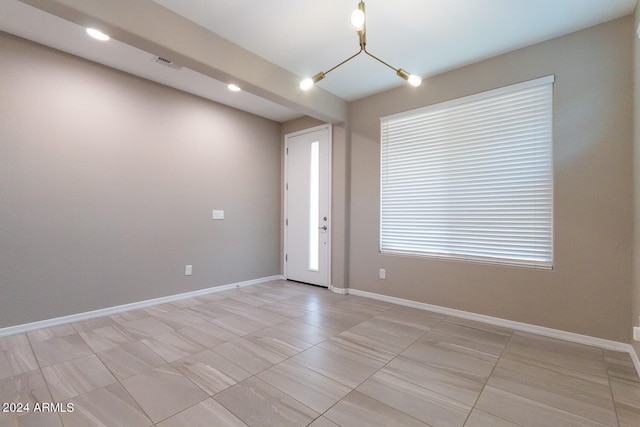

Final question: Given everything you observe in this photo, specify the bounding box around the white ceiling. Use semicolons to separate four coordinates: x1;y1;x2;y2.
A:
154;0;637;101
1;0;637;122
0;0;302;122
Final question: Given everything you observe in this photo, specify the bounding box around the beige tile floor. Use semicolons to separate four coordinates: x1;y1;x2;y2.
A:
1;279;639;426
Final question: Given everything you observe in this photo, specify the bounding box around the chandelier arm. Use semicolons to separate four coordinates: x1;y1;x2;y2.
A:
363;47;399;73
302;0;420;89
322;47;364;76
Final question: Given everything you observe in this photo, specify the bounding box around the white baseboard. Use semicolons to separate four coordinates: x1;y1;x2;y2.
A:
631;347;640;377
348;288;640;378
330;286;349;295
3;277;637;378
0;275;284;338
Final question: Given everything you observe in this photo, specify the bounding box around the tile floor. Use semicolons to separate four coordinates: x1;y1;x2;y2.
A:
1;280;639;426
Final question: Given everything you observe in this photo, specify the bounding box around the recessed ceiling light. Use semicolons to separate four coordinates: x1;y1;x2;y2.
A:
227;84;241;92
86;28;110;41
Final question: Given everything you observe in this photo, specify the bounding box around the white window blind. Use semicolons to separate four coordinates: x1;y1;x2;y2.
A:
380;76;554;269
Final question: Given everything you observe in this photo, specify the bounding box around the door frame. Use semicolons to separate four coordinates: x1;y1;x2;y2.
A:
283;124;332;288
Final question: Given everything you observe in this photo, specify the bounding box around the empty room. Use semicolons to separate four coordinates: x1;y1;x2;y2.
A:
1;0;640;426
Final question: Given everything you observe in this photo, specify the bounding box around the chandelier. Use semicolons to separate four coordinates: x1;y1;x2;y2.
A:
300;0;422;91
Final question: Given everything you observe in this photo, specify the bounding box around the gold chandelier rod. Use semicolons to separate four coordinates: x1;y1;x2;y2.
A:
300;1;421;91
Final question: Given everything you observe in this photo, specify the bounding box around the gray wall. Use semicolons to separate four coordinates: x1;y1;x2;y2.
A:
347;16;634;342
0;32;281;328
2;13;636;347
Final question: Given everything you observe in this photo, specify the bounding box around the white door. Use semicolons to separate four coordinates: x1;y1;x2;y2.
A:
285;125;331;287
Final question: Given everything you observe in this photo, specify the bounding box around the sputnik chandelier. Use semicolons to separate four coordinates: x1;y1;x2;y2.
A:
300;0;422;91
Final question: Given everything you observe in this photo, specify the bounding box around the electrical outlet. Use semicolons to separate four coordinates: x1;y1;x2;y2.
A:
185;265;192;276
379;269;386;279
634;327;640;342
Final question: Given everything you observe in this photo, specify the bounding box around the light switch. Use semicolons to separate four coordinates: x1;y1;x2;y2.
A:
212;210;224;220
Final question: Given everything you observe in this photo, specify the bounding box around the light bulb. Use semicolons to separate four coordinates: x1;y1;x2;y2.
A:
351;9;365;31
300;72;326;91
408;74;422;87
300;78;314;91
397;69;421;87
227;84;241;92
86;28;110;41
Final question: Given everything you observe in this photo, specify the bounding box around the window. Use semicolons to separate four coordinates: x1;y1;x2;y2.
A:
308;140;320;271
380;76;554;269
